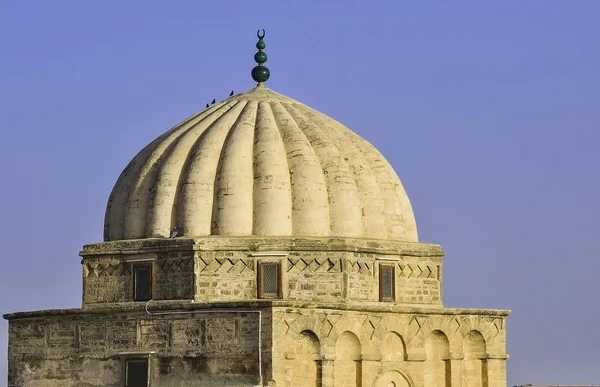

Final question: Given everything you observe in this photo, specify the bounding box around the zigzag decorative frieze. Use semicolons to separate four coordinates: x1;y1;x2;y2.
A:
120;264;131;276
398;263;438;279
451;317;461;334
158;258;193;274
348;261;373;275
481;316;503;339
287;258;342;273
408;315;428;336
364;317;381;340
197;257;254;274
85;262;123;277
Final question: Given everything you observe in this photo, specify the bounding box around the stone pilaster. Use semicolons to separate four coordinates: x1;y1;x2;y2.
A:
320;358;335;387
361;353;381;387
484;355;508;387
446;352;464;387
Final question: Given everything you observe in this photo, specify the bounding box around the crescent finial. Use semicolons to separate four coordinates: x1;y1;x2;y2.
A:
252;29;270;85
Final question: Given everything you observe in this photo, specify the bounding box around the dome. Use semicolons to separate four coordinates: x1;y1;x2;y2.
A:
104;86;418;242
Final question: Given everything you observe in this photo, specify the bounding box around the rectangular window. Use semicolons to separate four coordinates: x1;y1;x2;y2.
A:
133;263;152;301
257;261;282;299
125;358;148;387
379;264;395;302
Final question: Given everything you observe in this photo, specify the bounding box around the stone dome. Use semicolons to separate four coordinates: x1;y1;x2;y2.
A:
104;86;418;242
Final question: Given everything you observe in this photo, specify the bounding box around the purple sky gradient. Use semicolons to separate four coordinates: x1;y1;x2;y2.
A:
1;1;599;385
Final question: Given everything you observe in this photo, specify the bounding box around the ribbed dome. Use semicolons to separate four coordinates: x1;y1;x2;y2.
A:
104;87;418;242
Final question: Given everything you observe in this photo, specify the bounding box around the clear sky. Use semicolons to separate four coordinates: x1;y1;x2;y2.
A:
1;1;599;385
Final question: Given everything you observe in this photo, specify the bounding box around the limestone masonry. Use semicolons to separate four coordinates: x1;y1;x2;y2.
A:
4;84;509;386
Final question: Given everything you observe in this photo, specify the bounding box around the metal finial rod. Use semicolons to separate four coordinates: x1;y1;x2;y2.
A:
251;29;270;85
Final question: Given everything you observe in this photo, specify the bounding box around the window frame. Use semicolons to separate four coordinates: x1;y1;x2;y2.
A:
124;357;149;387
257;261;282;299
133;263;153;302
379;263;396;302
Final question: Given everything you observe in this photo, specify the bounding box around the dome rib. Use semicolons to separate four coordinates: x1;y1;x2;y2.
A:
336;122;418;241
271;101;330;236
124;125;191;239
252;101;293;236
282;103;363;238
104;109;212;241
122;102;238;239
145;104;237;238
301;107;390;239
211;101;256;235
177;101;249;237
104;87;418;242
122;120;197;239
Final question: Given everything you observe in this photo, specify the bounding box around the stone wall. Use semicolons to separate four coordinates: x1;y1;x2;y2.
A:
83;250;195;304
6;301;508;387
80;237;444;307
270;306;509;387
83;255;131;303
395;257;442;305
7;308;264;387
195;251;256;300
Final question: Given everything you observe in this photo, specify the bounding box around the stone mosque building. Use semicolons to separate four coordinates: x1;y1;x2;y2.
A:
4;31;510;387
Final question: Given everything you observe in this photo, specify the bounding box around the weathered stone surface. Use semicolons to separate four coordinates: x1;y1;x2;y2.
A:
79;237;445;307
6;307;263;387
270;306;509;387
4;84;510;386
5;302;507;387
103;87;418;243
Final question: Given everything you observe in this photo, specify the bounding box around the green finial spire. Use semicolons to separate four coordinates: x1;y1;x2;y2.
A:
252;29;270;85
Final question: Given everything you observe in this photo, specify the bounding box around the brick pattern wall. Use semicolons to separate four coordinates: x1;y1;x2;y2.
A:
83;251;196;305
155;251;194;300
8;311;262;387
396;257;442;304
347;253;376;300
195;251;256;300
83;256;131;303
82;250;443;306
287;252;343;301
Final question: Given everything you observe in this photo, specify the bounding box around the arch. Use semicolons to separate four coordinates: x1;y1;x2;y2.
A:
381;331;406;362
334;331;362;387
288;315;323;339
336;331;362;360
425;330;450;359
455;315;503;351
297;330;321;358
424;330;450;387
288;330;321;387
373;368;414;387
462;330;487;387
328;316;365;343
464;330;486;358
